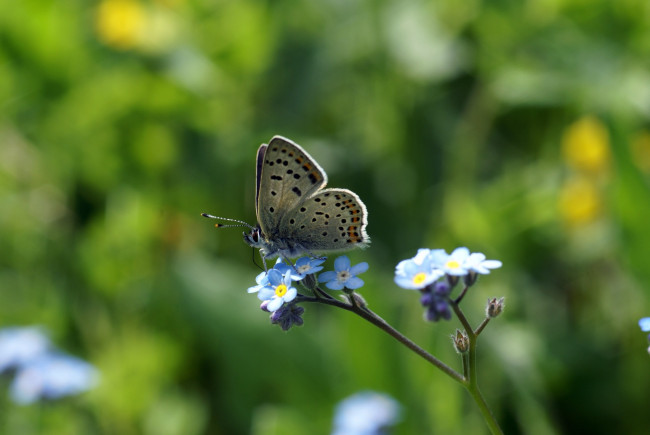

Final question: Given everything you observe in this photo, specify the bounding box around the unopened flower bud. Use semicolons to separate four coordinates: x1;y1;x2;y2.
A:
452;329;469;353
463;271;478;287
486;297;505;318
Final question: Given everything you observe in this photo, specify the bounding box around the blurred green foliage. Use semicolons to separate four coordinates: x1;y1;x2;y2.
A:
1;0;650;434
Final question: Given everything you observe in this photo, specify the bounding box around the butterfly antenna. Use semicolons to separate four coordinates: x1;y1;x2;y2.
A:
201;213;255;230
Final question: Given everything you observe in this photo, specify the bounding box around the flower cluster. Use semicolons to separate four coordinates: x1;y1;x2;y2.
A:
0;326;99;405
248;256;368;330
395;247;502;322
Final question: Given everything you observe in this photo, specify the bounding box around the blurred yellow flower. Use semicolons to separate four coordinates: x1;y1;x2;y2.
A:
95;0;146;50
558;176;601;227
561;116;611;175
630;131;650;175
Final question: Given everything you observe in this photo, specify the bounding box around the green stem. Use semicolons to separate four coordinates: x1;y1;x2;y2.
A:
296;294;464;383
451;301;503;435
296;290;503;434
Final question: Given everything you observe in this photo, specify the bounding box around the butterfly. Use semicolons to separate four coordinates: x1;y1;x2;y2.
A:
203;136;370;267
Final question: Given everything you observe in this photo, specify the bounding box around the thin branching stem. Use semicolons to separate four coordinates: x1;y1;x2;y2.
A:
295;293;464;383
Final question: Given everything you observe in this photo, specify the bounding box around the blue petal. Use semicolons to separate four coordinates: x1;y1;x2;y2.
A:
319;271;337;283
258;287;275;301
394;275;418;289
310;258;326;267
334;256;351;272
325;281;345;291
267;298;284;312
350;262;369;275
295;257;310;267
639;317;650;332
284;287;297;303
345;277;365;289
267;269;283;286
482;260;502;269
450;247;470;262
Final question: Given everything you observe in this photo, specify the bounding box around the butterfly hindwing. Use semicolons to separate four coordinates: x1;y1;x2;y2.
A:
276;188;369;252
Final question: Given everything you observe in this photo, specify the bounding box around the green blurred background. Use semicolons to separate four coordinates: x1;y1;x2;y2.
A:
2;0;650;434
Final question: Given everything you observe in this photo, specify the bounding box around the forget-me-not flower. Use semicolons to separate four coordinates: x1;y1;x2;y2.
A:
429;247;472;276
10;353;99;405
319;256;368;291
332;391;401;435
394;252;445;290
257;269;298;312
292;257;326;280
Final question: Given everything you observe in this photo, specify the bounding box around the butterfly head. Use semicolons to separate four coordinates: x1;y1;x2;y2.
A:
243;225;264;249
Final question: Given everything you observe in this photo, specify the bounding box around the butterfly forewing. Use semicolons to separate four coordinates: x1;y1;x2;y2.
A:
256;136;328;236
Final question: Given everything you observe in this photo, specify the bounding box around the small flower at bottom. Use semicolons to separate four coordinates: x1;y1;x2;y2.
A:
319;256;368;291
257;269;297;312
270;304;305;331
10;353;99;405
332;391;401;435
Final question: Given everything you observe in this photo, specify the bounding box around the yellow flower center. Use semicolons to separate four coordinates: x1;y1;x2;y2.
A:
412;272;427;285
446;260;460;270
275;284;287;298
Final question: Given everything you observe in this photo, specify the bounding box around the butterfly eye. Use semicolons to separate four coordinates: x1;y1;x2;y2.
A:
250;228;261;243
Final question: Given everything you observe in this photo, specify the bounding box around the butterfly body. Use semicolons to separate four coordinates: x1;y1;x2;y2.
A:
244;136;369;262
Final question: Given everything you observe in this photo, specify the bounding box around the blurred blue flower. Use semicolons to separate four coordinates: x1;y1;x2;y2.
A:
332;391;401;435
394;251;444;290
258;269;298;312
10;353;99;405
0;326;51;374
293;257;326;279
319;256;368;291
639;317;650;332
271;304;305;331
429;247;471;276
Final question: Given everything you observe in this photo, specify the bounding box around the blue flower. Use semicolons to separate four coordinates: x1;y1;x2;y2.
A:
332;391;401;435
464;252;503;274
292;257;325;279
319;256;369;291
257;269;298;312
429;247;472;276
10;353;99;405
639;317;650;332
270;305;305;331
0;327;51;374
394;250;445;290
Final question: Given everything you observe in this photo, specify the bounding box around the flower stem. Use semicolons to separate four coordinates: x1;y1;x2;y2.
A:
296;293;464;383
450;301;503;435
